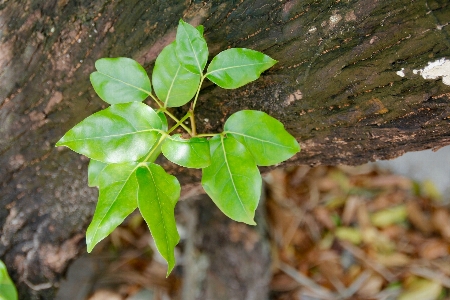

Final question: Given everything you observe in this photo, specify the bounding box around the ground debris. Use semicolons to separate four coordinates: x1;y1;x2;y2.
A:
266;165;450;300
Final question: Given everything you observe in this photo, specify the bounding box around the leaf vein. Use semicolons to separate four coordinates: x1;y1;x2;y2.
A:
221;138;252;220
226;131;295;149
165;65;181;106
97;71;151;95
206;62;270;76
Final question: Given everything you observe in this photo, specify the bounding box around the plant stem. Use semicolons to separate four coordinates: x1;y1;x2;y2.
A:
195;133;220;138
147;93;164;108
189;108;196;136
143;134;168;162
168;112;191;134
160;108;192;135
191;75;205;112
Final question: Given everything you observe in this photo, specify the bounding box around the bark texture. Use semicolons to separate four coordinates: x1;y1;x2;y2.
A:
0;0;449;298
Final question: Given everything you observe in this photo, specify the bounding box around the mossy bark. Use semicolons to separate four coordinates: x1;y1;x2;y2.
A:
0;0;449;298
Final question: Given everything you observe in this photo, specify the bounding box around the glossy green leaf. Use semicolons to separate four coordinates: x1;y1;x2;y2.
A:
152;42;201;107
161;134;211;168
137;133;164;163
202;136;261;225
157;111;168;131
90;57;151;104
224;110;300;166
196;25;204;35
176;20;208;75
208;135;222;154
56;102;163;163
136;163;180;276
206;48;277;89
86;162;139;252
0;260;18;300
88;159;108;187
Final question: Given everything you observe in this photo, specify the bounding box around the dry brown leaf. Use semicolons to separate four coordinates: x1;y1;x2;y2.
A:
376;252;411;267
406;201;433;235
313;207;335;230
270;272;299;292
357;273;384;298
356;201;372;230
432;209;450;241
341;196;360;226
419;239;449;260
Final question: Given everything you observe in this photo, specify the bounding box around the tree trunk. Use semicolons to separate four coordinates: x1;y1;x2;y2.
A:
1;0;449;298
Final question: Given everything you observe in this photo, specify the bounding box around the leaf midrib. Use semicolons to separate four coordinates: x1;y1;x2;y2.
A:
221;137;252;220
206;62;271;76
90;165;138;247
181;24;202;74
164;65;181;106
144;164;171;261
97;71;151;95
225;131;296;149
62;129;161;142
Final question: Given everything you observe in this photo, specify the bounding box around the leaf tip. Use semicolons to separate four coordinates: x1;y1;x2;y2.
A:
55;139;64;147
166;264;175;278
246;219;257;226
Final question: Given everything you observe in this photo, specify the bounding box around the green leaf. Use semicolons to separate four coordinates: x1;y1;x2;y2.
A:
90;57;151;104
161;134;211;168
56;102;163;163
196;25;204;35
152;42;201;107
224;110;300;166
208;135;222;154
0;260;18;300
206;48;277;89
176;20;208;75
157;111;168;131
86;162;139;252
136;163;180;276
88;159;108;187
202;136;261;225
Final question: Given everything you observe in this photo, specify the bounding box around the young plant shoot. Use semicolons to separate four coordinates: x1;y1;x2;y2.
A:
0;260;18;300
56;20;300;276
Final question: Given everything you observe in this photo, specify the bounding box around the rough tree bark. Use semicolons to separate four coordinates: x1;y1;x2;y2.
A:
1;0;449;298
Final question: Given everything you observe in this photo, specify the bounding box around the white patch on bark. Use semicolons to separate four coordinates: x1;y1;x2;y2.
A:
413;58;450;86
396;68;405;77
285;90;303;106
329;13;342;28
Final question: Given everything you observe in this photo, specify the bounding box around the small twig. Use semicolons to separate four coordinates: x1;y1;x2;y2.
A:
341;270;372;298
374;286;402;300
24;279;53;291
328;276;347;298
410;265;450;288
278;262;335;299
339;241;396;282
